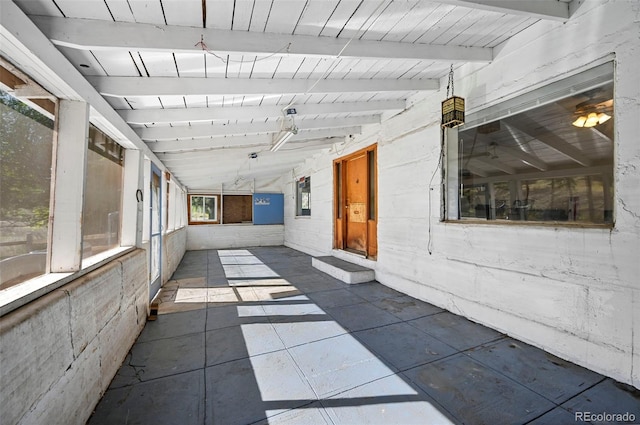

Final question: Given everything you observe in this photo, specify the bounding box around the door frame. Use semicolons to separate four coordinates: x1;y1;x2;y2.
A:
149;163;162;301
333;144;377;258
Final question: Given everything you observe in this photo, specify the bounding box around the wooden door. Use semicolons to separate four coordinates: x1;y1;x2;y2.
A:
334;145;377;258
345;152;368;253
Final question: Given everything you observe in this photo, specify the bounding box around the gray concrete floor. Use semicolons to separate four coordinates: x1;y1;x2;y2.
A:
88;246;640;425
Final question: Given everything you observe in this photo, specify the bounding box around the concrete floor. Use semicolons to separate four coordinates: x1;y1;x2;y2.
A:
88;247;640;425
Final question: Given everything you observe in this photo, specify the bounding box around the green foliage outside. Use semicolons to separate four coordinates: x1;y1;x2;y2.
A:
0;90;54;228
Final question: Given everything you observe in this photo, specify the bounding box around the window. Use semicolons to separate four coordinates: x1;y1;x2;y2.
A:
0;88;55;288
188;194;219;224
449;62;614;225
296;176;311;216
222;195;253;224
82;125;124;258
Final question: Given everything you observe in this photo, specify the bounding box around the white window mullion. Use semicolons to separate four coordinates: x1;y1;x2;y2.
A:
48;100;89;273
121;149;143;247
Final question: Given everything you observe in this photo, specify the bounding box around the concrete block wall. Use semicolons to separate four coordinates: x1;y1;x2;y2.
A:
0;249;148;425
186;224;284;250
283;0;640;389
163;227;187;283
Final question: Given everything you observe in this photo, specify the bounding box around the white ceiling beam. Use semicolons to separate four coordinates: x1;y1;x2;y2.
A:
32;16;493;62
149;127;362;152
157;137;345;161
87;76;438;98
465;164;489;178
435;0;571;21
119;100;405;124
138;117;376;141
504;118;592;167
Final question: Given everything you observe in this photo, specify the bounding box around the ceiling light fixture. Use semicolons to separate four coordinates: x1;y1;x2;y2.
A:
270;127;297;152
572;112;611;128
572;98;613;128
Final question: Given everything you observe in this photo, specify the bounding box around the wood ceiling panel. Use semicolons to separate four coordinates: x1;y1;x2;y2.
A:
90;51;139;76
415;6;472;45
54;0;113;19
380;2;439;42
264;0;307;35
483;17;537;47
184;95;208;108
158;95;187;109
338;0;395;40
204;53;228;78
293;0;340;36
174;53;207;78
431;9;494;45
103;0;136;22
231;0;255;31
399;3;452;43
248;56;283;79
359;0;417;41
247;0;273;32
163;0;203;27
138;52;179;77
318;0;364;38
127;0;166;24
272;56;307;79
105;96;134;110
206;0;234;30
126;97;164;110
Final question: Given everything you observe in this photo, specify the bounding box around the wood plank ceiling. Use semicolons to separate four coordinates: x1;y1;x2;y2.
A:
13;0;575;190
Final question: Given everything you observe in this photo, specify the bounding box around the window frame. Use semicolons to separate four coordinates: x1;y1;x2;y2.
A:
296;176;311;217
187;194;220;224
444;61;615;228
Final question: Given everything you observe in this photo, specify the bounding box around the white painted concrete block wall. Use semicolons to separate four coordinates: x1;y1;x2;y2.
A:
283;0;640;388
187;224;284;250
0;228;188;425
164;227;187;282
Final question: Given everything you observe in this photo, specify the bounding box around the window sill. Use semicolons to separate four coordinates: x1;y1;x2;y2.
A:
1;246;134;317
295;216;312;219
444;219;614;229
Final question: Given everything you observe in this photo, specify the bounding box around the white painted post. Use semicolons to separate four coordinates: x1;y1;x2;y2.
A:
142;157;151;242
121;149;143;247
48;100;89;273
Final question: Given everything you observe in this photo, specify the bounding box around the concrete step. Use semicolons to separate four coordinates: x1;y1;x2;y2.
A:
312;256;375;284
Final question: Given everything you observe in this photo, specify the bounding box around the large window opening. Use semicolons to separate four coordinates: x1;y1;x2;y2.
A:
0;87;55;288
451;62;614;225
82;125;124;258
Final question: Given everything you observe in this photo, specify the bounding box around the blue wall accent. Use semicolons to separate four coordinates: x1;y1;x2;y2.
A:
253;193;284;225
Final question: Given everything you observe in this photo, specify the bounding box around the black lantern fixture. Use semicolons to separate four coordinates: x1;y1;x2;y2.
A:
441;65;465;128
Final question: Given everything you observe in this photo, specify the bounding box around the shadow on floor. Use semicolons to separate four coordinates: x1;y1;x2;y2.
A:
88;246;640;425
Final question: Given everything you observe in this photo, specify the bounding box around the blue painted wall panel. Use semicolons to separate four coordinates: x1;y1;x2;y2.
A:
253;193;284;225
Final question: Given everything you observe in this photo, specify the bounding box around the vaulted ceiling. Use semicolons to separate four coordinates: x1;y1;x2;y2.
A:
12;0;576;190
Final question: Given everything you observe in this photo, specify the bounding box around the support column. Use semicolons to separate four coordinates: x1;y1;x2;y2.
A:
121;149;144;247
48;100;89;272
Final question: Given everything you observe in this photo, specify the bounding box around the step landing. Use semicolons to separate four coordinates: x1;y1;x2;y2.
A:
312;256;375;284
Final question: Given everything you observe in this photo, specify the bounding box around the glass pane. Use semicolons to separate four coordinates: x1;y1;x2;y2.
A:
0;90;54;289
151;172;161;233
205;196;216;220
458;78;614;224
82;127;123;258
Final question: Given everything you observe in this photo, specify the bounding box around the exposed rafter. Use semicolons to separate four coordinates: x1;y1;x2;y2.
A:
32;16;493;63
435;0;572;21
504;117;592;167
119;100;405;125
87;76;438;98
149;127;361;152
138;116;376;141
492;145;548;171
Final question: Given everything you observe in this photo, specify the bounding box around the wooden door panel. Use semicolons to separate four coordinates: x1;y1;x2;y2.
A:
345;153;368;253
